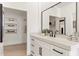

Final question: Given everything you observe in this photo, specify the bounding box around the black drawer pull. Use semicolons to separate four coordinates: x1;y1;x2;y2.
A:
52;49;63;54
30;54;33;56
31;44;34;47
31;51;35;54
31;39;35;41
39;47;42;56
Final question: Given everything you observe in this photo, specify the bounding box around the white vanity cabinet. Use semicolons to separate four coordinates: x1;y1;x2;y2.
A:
31;38;40;56
30;35;70;56
31;36;52;56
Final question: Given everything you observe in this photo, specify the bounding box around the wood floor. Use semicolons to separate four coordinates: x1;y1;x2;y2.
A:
4;43;27;56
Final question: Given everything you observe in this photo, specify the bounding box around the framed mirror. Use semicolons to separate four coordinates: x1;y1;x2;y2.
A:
41;2;77;36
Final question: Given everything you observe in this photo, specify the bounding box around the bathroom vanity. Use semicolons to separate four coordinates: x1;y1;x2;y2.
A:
30;33;79;56
30;2;79;56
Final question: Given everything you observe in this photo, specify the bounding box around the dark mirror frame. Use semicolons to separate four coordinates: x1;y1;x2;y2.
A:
41;2;77;35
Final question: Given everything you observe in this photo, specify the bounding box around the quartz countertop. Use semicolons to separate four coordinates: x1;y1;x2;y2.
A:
31;33;79;51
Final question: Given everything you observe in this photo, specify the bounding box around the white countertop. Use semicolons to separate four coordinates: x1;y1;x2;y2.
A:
31;33;79;51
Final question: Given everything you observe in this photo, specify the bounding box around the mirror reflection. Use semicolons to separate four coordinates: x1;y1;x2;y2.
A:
42;2;76;36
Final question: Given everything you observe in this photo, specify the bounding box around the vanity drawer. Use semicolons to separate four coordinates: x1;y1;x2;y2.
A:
36;39;69;56
31;38;36;46
38;39;51;49
31;37;38;44
31;45;39;56
50;45;69;56
31;39;35;44
31;43;35;51
31;38;35;41
31;39;40;56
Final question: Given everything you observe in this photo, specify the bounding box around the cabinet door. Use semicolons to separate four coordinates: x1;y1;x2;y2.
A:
38;40;55;56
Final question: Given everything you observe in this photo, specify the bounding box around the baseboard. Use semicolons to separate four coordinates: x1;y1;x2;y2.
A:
3;41;26;46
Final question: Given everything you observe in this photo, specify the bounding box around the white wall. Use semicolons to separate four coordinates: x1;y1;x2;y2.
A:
39;2;58;11
3;8;26;46
25;2;41;55
2;2;27;11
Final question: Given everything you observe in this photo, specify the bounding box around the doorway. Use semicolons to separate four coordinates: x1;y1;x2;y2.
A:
3;7;27;56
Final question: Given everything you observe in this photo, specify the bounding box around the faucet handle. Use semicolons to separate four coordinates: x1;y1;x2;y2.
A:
49;31;53;37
